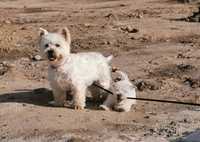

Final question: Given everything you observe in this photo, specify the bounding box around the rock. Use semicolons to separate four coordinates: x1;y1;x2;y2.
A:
177;53;191;59
121;26;139;33
4;20;11;24
22;103;27;107
33;55;42;61
134;79;161;91
176;130;200;142
119;4;126;7
177;64;195;72
105;13;113;18
183;77;200;88
184;6;200;22
1;136;6;139
0;62;10;76
194;95;200;104
83;23;91;27
20;26;27;30
20;57;30;62
177;0;200;3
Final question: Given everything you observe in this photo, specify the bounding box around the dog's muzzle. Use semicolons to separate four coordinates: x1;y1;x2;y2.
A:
47;50;57;61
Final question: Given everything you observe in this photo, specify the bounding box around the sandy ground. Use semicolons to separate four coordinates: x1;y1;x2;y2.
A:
1;0;200;141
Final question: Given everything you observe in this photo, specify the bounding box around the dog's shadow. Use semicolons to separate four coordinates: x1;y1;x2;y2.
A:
0;88;103;109
0;88;53;106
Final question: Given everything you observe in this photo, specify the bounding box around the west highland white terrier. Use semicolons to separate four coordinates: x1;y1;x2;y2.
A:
100;70;137;112
38;27;113;110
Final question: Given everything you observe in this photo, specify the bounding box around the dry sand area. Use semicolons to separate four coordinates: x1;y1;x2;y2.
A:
1;0;200;141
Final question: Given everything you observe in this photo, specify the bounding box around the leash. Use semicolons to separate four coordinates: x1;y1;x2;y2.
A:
93;83;200;107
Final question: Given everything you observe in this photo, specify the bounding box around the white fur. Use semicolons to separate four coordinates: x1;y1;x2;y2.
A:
39;27;112;109
100;70;137;112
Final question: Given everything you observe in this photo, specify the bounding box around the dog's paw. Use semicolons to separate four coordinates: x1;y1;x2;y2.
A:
48;101;64;107
99;105;111;111
74;105;84;110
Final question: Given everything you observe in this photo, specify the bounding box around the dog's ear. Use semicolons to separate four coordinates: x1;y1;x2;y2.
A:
39;28;48;37
58;27;71;45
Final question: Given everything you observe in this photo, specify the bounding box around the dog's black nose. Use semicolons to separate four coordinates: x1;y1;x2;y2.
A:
47;50;56;61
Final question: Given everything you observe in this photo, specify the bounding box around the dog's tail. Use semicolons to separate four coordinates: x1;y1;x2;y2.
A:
106;55;113;63
116;71;129;81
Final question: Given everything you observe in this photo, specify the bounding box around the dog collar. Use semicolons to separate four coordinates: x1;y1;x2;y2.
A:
49;57;69;70
50;65;57;70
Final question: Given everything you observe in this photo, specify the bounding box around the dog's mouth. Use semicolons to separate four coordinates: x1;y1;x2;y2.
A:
48;57;56;61
47;50;57;61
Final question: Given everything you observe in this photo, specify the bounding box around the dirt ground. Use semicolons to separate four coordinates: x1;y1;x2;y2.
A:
1;0;200;141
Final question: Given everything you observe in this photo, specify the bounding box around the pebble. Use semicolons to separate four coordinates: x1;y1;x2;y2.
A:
83;23;91;27
4;20;11;24
22;103;27;107
33;55;42;61
121;26;139;33
20;26;27;30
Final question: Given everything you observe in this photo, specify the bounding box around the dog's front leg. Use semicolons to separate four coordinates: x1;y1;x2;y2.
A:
49;88;66;107
73;86;86;110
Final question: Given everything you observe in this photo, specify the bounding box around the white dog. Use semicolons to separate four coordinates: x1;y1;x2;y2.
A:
100;70;137;112
38;27;113;110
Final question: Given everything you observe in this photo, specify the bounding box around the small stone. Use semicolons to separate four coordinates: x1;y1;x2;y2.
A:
1;136;6;139
105;13;113;18
22;103;27;107
20;26;27;30
84;23;91;27
33;55;42;61
183;118;188;123
195;95;200;103
136;14;143;19
177;53;184;58
148;112;157;115
130;37;135;40
169;121;176;126
20;57;30;62
121;26;139;33
119;4;126;7
7;63;15;69
4;20;11;24
2;124;7;127
1;61;7;65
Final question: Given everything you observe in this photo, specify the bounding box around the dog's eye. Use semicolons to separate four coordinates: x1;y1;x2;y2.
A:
55;44;60;47
45;44;49;48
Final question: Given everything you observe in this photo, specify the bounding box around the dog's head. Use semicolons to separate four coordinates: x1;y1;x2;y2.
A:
38;27;71;66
